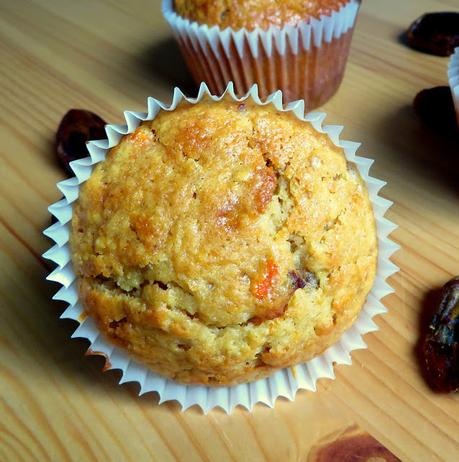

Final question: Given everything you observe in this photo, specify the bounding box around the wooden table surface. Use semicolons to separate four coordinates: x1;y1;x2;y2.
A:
1;0;459;460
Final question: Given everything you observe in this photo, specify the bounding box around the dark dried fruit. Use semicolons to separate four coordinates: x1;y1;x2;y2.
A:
406;12;459;57
109;317;127;329
308;427;402;462
154;280;168;290
423;277;459;392
56;109;106;173
289;270;318;290
413;86;457;132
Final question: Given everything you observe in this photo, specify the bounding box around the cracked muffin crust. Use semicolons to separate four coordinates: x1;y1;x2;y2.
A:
71;99;377;385
174;0;351;31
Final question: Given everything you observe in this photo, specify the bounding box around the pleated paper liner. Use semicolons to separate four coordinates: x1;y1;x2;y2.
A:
449;47;459;127
162;0;359;109
43;82;399;414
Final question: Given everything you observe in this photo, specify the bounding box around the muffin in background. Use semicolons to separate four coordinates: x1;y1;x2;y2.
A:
174;0;350;30
448;47;459;126
163;0;360;109
70;97;377;386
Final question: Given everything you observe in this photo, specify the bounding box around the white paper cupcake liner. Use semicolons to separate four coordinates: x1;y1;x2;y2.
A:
162;0;360;107
448;47;459;126
43;82;399;414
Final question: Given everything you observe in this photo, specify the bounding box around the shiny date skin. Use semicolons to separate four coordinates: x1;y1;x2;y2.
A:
55;109;106;173
423;277;459;393
406;12;459;57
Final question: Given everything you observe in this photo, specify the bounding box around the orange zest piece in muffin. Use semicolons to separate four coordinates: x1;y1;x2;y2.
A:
252;258;279;300
127;127;153;145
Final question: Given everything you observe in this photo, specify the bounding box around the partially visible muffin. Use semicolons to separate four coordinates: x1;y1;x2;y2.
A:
174;0;350;31
449;48;459;127
165;0;360;108
71;98;377;385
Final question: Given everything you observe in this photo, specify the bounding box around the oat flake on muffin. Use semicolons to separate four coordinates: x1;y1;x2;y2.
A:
71;98;377;386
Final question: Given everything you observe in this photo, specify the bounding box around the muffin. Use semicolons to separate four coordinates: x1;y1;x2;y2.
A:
71;98;377;386
162;0;360;109
174;0;350;30
449;47;459;126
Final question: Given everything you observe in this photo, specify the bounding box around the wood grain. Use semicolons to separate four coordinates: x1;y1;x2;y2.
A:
1;0;459;461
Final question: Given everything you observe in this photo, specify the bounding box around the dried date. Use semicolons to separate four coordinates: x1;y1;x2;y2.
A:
413;86;457;133
423;277;459;392
406;12;459;57
308;427;402;462
289;270;319;290
55;109;106;173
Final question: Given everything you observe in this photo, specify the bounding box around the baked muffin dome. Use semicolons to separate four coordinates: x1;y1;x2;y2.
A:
71;99;377;385
174;0;350;31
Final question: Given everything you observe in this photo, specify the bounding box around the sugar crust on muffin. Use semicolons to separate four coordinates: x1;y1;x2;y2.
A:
71;99;377;385
174;0;351;31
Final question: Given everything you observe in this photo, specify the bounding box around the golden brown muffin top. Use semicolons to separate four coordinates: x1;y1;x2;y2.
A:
71;99;377;384
174;0;351;31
